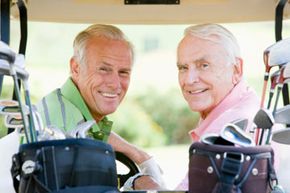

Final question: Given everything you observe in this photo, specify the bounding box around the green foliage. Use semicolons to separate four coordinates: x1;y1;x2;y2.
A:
109;98;166;147
134;87;199;145
0;116;7;138
110;87;199;147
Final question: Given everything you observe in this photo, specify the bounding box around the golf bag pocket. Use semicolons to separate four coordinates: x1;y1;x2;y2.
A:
11;138;118;193
188;142;278;193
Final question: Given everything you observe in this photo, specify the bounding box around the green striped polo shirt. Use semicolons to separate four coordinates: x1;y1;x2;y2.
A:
36;78;112;142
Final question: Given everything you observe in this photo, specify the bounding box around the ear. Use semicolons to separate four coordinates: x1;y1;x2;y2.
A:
232;57;243;85
70;57;80;80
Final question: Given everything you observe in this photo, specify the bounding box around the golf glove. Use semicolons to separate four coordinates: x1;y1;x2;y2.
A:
122;157;166;190
139;157;166;188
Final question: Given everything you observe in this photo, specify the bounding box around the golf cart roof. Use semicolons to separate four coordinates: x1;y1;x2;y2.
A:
11;0;290;24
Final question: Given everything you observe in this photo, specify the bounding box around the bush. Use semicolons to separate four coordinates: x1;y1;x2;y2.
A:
109;98;166;147
110;87;199;147
134;87;199;145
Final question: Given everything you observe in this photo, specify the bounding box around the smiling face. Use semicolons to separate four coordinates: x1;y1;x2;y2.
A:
71;36;133;122
177;35;241;119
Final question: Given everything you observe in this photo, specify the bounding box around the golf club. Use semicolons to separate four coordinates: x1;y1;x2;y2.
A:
4;114;24;129
200;133;234;146
0;41;36;142
0;100;29;116
0;60;28;80
253;108;275;145
220;123;255;147
267;69;280;109
230;118;248;131
272;128;290;145
268;37;290;67
272;63;290;114
256;39;290;144
274;105;290;124
259;37;290;108
37;126;66;141
67;120;96;138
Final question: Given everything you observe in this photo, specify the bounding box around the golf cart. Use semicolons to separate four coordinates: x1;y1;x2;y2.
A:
1;0;290;193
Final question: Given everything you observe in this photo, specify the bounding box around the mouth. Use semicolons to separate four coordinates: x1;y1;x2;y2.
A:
99;91;119;98
187;88;208;95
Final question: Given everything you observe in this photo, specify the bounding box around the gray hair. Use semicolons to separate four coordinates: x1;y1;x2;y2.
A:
73;24;134;65
184;23;241;65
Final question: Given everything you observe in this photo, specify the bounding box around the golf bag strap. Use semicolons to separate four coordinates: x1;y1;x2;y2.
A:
11;153;21;193
220;152;243;185
11;152;52;193
267;156;278;186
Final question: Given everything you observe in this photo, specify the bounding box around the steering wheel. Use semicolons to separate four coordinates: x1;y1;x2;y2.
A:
115;151;140;187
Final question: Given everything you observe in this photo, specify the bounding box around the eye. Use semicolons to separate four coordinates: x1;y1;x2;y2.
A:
98;66;110;73
177;64;188;72
200;63;209;70
119;70;131;77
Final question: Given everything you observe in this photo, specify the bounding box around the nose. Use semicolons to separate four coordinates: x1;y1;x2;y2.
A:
184;68;199;84
106;72;121;89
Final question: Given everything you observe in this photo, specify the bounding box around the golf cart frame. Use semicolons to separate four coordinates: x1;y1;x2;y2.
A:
1;0;290;192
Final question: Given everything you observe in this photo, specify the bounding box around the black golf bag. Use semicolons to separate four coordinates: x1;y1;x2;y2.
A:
188;142;279;193
11;138;119;193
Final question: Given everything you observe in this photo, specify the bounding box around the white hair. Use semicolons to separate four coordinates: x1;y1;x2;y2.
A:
184;23;241;65
73;24;134;65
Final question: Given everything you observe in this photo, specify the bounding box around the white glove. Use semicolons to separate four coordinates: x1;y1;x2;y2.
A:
122;173;144;191
138;157;166;188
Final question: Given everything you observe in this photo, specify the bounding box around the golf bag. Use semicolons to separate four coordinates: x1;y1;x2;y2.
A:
188;142;278;193
11;138;119;193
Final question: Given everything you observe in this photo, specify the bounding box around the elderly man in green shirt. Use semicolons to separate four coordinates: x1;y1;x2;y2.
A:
37;24;164;190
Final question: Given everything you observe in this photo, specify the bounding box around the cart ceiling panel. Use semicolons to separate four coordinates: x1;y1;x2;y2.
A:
11;0;290;24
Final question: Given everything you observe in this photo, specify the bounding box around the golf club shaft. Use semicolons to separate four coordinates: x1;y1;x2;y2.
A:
265;86;282;144
10;69;30;143
23;80;37;142
256;77;269;145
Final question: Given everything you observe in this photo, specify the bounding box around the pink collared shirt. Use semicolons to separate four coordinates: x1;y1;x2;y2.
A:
176;80;260;190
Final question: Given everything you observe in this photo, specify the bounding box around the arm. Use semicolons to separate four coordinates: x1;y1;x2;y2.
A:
108;131;150;164
108;131;166;190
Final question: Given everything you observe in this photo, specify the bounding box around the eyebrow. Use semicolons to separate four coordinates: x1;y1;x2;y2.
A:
101;61;113;67
177;57;208;66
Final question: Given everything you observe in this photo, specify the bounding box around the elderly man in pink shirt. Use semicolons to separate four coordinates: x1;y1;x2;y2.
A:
176;23;260;190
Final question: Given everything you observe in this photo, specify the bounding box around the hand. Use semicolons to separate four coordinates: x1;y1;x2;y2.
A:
133;175;161;190
139;157;166;188
122;173;161;191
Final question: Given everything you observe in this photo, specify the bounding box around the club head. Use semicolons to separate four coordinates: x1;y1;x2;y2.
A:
272;128;290;145
230;118;248;131
0;41;16;64
37;126;66;141
270;69;281;91
274;105;290;124
67;120;96;138
253;108;275;129
221;123;255;147
283;62;290;78
4;114;24;128
268;37;290;67
0;100;29;116
275;64;290;85
200;133;234;146
0;59;29;80
31;107;44;132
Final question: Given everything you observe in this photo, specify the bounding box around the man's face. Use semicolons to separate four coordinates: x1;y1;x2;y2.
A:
177;35;240;118
71;36;133;121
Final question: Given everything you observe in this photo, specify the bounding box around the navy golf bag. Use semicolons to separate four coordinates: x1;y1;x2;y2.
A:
11;138;119;193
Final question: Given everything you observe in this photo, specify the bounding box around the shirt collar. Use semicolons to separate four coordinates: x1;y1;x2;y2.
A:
61;78;113;141
189;80;254;141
